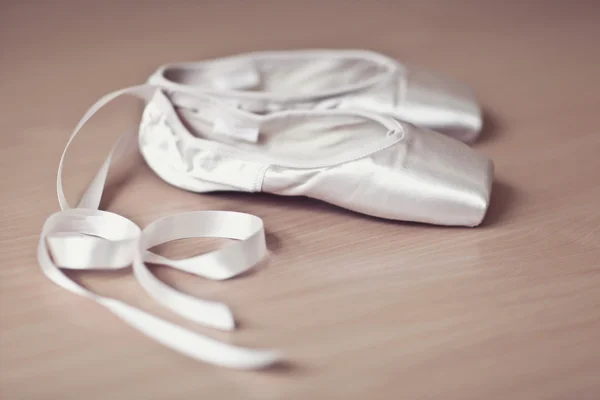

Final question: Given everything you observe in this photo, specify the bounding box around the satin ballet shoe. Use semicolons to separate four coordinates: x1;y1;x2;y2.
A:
38;83;492;370
140;89;493;227
147;49;483;143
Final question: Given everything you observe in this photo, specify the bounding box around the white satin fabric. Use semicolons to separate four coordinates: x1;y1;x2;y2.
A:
148;49;482;143
39;68;492;369
144;89;493;227
39;85;282;369
262;127;493;227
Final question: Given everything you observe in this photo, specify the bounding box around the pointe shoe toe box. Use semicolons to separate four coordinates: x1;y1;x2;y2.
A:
397;68;483;143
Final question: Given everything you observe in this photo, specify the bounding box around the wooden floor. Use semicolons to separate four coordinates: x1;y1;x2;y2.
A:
1;1;599;399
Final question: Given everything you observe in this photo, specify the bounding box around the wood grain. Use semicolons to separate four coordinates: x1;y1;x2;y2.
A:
1;1;599;399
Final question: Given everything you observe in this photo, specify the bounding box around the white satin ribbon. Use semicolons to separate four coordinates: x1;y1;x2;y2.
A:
37;84;281;369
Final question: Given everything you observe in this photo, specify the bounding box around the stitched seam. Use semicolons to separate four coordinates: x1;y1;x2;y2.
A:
254;164;269;192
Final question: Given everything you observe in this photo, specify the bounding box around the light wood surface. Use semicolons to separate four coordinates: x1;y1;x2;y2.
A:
1;1;599;399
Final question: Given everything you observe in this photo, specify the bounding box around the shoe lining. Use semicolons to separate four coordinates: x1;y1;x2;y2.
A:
176;108;391;163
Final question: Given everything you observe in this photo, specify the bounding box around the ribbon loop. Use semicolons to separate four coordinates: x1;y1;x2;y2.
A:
142;211;268;280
